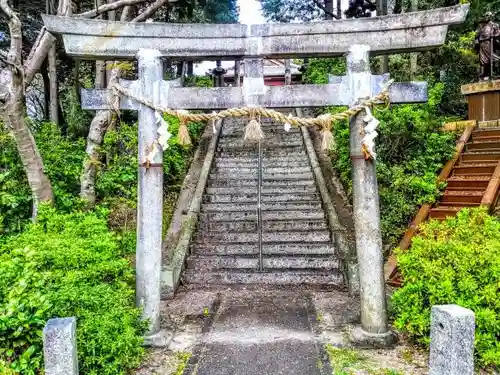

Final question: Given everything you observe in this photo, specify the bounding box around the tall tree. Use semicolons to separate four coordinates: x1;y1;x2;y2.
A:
0;0;74;217
260;0;340;22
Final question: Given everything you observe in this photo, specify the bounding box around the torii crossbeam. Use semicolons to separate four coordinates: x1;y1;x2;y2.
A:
43;4;469;346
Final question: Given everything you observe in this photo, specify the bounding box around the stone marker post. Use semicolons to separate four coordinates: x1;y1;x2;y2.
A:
136;48;163;336
347;44;392;345
43;317;78;375
429;305;475;375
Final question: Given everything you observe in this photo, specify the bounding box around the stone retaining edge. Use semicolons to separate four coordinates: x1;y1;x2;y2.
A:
161;119;223;297
298;108;359;295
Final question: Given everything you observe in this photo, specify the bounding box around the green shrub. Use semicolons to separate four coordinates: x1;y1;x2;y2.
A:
0;206;146;374
183;75;214;87
392;207;500;368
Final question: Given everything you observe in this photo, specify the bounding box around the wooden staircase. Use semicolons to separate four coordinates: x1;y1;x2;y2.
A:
430;127;500;219
385;124;500;285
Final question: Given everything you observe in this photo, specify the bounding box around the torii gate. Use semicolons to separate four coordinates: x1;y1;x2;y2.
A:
43;4;468;345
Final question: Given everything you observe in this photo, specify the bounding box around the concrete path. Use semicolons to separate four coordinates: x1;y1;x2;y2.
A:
182;292;332;375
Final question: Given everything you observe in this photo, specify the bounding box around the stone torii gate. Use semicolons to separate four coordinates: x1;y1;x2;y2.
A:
43;4;468;345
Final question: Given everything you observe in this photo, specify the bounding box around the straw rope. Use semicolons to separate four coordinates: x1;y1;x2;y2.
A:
109;79;393;129
109;80;393;165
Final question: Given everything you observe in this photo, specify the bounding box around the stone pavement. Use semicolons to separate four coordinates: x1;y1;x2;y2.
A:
145;287;361;375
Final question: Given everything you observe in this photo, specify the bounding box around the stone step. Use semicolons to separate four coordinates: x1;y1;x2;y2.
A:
215;154;309;163
262;242;335;255
217;141;303;151
262;179;316;187
217;149;308;159
205;185;317;195
197;230;330;244
187;255;340;271
209;171;314;180
182;269;344;286
192;242;336;256
214;160;311;169
221;129;301;138
201;201;323;212
206;178;258;187
218;135;302;143
188;255;259;270
202;192;320;203
263;256;340;270
217;145;305;155
219;132;301;140
212;166;312;174
198;218;328;232
262;210;325;220
200;209;325;221
200;212;257;222
263;219;328;231
222;123;300;129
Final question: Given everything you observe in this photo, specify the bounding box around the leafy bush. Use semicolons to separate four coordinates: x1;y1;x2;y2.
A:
392;207;500;368
183;75;214;87
0;206;146;374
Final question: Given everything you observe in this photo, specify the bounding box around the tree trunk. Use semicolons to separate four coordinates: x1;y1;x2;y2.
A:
80;6;135;206
325;0;333;20
1;0;54;216
95;0;107;89
41;61;50;120
394;0;403;14
48;44;59;124
337;0;341;19
74;59;81;104
105;0;117;85
47;0;59;125
410;0;418;78
107;0;116;20
377;0;388;73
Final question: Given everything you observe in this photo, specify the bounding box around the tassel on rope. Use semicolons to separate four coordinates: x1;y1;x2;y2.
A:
244;108;264;142
212;111;218;134
284;113;293;132
177;113;192;146
320;114;335;152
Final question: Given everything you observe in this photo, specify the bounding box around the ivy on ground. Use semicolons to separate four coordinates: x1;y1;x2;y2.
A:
0;206;147;374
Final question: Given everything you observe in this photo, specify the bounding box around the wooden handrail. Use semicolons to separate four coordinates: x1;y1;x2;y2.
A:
481;160;500;208
384;123;476;283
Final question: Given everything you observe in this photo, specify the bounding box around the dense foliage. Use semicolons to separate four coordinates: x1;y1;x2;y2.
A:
392;208;500;368
0;206;147;374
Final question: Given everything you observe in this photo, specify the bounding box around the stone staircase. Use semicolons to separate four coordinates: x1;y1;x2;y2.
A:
182;116;344;287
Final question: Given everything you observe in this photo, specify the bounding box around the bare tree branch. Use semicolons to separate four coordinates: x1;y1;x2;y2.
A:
133;0;170;22
312;0;340;19
78;0;177;18
0;49;8;62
